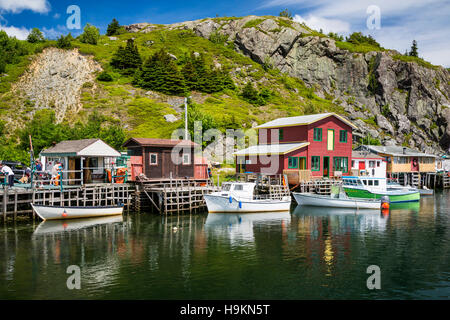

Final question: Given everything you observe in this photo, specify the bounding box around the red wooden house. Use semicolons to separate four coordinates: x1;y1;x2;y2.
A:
122;138;208;181
234;113;356;181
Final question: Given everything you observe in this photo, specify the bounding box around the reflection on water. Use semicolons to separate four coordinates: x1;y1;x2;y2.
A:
0;191;449;299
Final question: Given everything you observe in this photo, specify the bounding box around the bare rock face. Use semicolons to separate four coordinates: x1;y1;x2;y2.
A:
13;47;102;122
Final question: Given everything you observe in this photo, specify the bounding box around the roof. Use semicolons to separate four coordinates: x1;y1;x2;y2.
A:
40;139;121;157
233;142;310;156
123;138;198;148
356;145;437;158
254;113;357;130
352;151;384;159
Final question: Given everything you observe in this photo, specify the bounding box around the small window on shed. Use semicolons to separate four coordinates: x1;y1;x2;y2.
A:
183;153;191;165
149;153;158;165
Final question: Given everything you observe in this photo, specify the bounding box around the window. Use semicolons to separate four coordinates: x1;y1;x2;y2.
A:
339;130;347;143
368;180;374;186
182;153;191;165
313;128;322;141
299;157;307;170
333;157;348;173
288;157;299;169
311;156;320;171
234;184;243;191
377;161;380;167
279;129;284;141
363;180;368;185
352;160;355;168
369;161;375;168
149;153;158;165
327;129;335;151
374;180;379;186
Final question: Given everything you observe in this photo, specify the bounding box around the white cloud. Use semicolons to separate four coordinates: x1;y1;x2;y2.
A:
0;0;50;13
0;25;29;39
53;13;60;19
293;14;350;34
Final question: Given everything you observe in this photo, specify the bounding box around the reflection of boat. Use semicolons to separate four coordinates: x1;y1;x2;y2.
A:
293;192;380;209
205;212;291;243
418;188;434;196
204;182;291;213
33;215;124;235
389;201;421;212
343;177;420;203
31;204;124;221
293;205;380;216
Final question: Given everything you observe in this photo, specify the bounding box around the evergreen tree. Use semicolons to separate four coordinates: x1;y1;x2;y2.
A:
107;19;121;36
181;54;198;90
27;28;45;43
409;40;418;57
279;9;293;20
242;82;260;104
79;24;100;45
110;38;142;75
135;48;186;96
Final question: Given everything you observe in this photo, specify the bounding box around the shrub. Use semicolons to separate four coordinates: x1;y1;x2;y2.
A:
27;28;45;43
79;24;100;45
56;34;73;49
97;71;113;82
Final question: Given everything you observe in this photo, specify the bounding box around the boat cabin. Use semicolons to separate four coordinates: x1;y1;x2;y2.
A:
218;182;256;200
343;176;387;191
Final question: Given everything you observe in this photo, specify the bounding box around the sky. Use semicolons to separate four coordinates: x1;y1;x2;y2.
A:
0;0;449;67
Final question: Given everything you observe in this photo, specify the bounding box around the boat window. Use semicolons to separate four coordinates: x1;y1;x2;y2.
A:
362;180;368;185
234;184;244;191
368;180;374;186
374;180;379;186
222;184;231;191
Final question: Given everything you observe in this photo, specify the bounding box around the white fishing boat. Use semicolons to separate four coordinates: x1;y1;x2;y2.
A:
293;190;381;209
33;215;123;235
31;203;124;221
204;182;291;213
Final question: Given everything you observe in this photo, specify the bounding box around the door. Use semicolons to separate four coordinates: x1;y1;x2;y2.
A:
323;156;330;178
411;157;419;171
299;157;307;170
359;161;366;170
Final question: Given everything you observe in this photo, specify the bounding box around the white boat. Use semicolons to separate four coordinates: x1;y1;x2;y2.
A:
204;182;291;213
293;192;381;209
31;203;124;221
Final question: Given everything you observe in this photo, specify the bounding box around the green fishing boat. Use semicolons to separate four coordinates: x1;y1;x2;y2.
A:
342;177;420;203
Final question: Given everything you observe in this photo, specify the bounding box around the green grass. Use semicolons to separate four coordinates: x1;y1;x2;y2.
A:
335;41;384;54
392;54;437;70
243;18;266;29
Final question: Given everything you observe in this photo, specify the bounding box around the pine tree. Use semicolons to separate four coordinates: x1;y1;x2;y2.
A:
181;53;199;90
242;82;260;104
409;40;418;57
107;19;121;36
110;39;142;74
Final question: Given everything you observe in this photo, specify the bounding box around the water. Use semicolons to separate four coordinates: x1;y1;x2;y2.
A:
0;191;449;300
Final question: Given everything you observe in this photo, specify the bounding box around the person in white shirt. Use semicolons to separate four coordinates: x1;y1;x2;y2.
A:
0;162;15;187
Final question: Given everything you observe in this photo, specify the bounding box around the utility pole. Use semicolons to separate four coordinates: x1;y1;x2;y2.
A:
185;97;188;140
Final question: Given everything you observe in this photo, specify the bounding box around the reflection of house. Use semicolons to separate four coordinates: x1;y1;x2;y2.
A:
122;138;207;181
351;151;386;178
354;145;437;174
40;139;121;184
233;113;356;182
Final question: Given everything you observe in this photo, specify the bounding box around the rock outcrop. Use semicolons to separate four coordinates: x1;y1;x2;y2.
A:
13;47;102;122
127;16;450;153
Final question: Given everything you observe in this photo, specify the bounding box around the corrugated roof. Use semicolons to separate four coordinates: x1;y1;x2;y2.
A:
123;138;197;147
357;145;437;157
40;139;100;155
254;113;357;129
233;142;310;156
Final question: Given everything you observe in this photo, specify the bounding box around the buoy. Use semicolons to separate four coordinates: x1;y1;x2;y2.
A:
380;196;390;210
239;201;242;209
62;211;68;218
229;196;233;204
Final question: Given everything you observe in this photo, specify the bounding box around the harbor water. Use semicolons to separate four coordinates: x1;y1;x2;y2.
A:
0;191;449;299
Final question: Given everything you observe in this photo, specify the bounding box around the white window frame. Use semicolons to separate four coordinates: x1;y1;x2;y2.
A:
182;153;191;165
149;153;158;165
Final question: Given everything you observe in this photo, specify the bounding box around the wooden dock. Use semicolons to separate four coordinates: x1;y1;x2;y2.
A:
135;178;219;214
0;184;133;222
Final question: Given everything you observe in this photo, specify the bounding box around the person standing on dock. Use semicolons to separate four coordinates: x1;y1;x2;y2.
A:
0;162;14;187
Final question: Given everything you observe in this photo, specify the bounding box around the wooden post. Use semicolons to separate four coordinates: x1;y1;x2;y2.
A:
3;186;8;223
14;191;18;221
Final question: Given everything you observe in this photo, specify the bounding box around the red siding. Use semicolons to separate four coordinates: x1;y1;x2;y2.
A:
253;115;353;178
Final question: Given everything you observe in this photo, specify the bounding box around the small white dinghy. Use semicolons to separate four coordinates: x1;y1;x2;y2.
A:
31;204;124;221
204;182;291;213
293;186;381;210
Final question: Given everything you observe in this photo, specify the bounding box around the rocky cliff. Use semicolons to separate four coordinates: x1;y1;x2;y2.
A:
127;16;450;154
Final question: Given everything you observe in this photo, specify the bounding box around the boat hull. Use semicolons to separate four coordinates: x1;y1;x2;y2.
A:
31;204;124;221
343;188;420;203
204;195;291;213
293;193;381;209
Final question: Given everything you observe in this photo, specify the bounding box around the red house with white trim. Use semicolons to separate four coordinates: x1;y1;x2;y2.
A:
233;113;356;181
